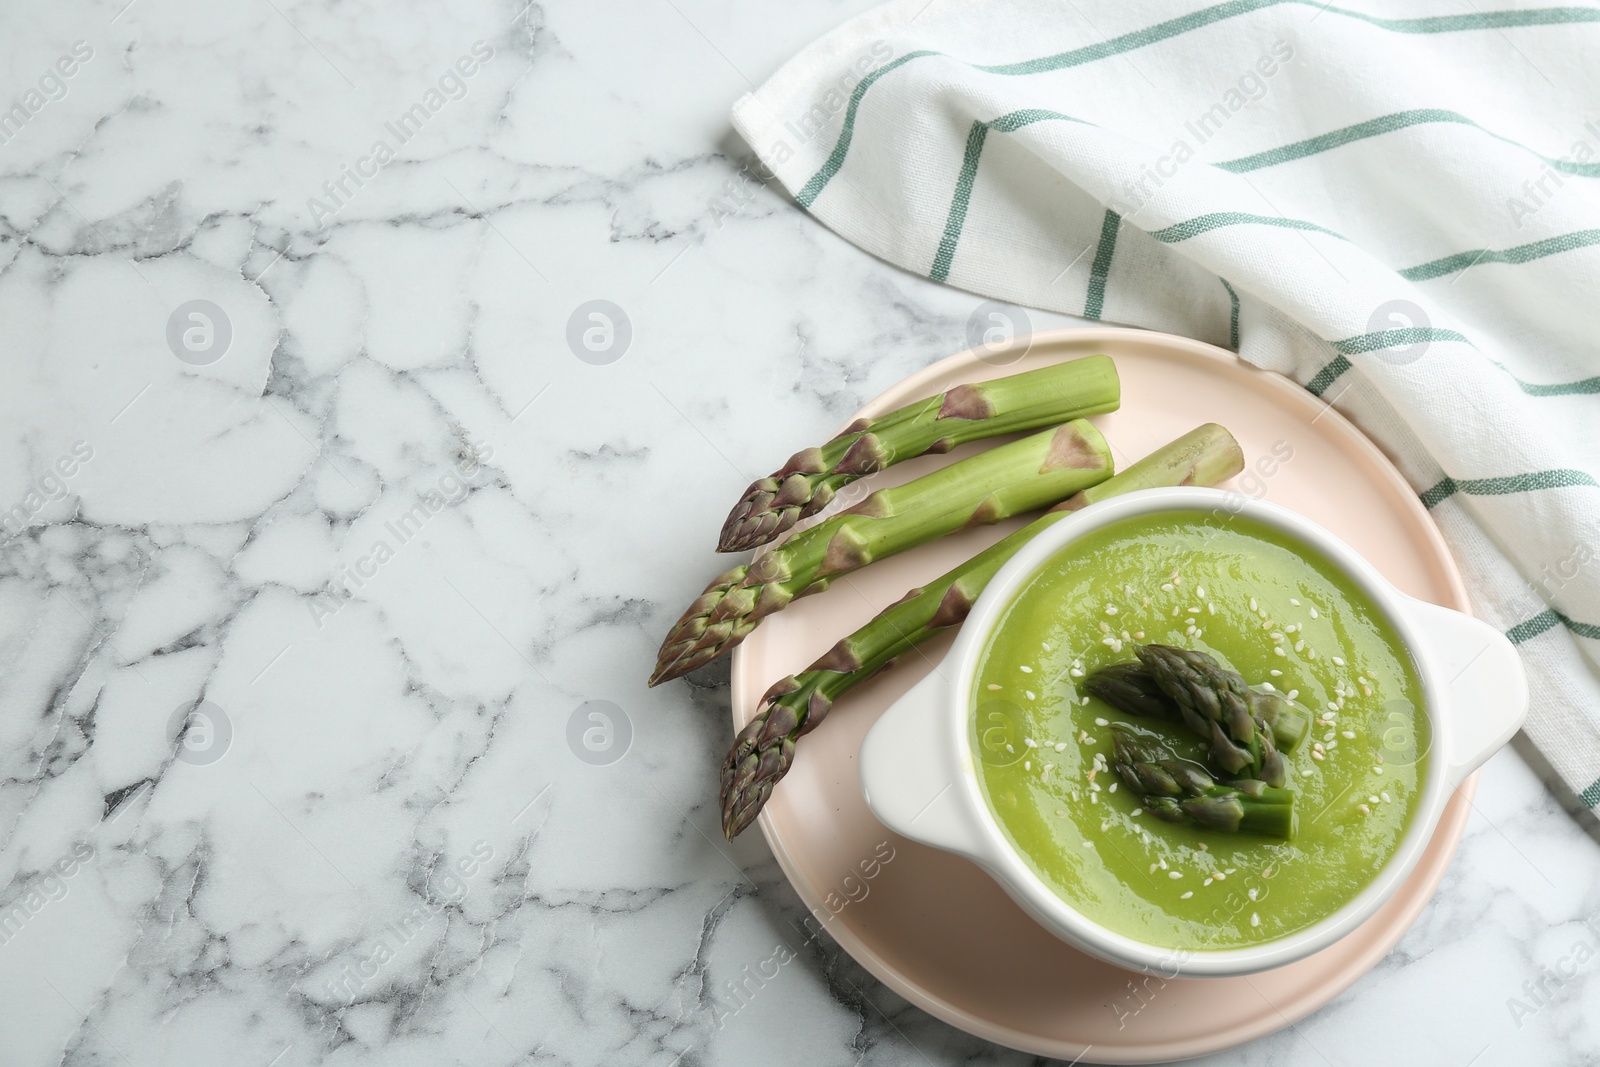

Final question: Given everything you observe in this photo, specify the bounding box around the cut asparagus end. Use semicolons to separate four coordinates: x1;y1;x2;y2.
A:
1251;687;1313;753
1055;422;1243;511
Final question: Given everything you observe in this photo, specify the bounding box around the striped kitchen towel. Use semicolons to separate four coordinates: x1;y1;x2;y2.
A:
732;0;1600;808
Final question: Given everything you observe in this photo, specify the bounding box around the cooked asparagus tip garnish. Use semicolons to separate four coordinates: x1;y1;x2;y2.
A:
1115;727;1296;838
1087;663;1311;755
1143;794;1296;838
718;424;1246;838
717;355;1121;552
651;420;1114;686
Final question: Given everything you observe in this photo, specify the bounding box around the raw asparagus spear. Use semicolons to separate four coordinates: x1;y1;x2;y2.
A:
651;420;1113;686
718;355;1120;552
1086;664;1311;754
717;424;1244;838
1135;644;1289;787
1113;726;1296;839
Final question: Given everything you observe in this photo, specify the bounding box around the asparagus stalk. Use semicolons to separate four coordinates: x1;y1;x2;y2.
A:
651;420;1114;686
718;424;1244;838
1113;726;1296;839
717;356;1120;552
1086;663;1311;754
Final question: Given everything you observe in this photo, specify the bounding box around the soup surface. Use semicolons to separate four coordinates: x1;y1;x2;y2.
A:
971;509;1429;950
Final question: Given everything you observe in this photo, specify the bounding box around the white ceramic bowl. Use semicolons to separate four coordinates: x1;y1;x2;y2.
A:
858;487;1527;978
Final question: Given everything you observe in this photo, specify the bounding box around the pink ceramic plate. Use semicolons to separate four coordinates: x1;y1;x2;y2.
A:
728;328;1474;1063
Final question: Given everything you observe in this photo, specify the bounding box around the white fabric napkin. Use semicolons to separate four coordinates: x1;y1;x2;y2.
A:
732;0;1600;807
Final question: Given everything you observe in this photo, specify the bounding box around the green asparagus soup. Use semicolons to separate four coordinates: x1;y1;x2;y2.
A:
971;510;1429;950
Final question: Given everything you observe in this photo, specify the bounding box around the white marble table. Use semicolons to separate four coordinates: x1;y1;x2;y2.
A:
2;1;1598;1064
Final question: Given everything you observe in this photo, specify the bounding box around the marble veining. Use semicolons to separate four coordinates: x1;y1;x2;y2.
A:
0;0;1597;1064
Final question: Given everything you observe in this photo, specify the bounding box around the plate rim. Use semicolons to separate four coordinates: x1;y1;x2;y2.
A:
729;326;1477;1063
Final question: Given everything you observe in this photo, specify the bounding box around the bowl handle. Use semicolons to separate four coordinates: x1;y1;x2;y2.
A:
1398;597;1529;788
859;670;988;860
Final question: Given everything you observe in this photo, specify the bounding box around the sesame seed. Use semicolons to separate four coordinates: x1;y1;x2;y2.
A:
1158;858;1168;870
1121;630;1131;640
1055;742;1067;752
1270;669;1283;677
1084;841;1094;848
1197;586;1207;598
1310;607;1320;619
1290;598;1300;606
1373;765;1384;775
1133;631;1145;639
1272;632;1285;643
1286;690;1299;701
1198;842;1208;850
1020;665;1033;674
1024;738;1037;748
1213;871;1227;881
1094;717;1109;727
1150;863;1159;874
1181;891;1193;899
1168;871;1183;880
1294;640;1305;652
1026;691;1036;700
1368;795;1380;804
1099;621;1111;633
1248;888;1258;901
1105;604;1118;615
1249;598;1258;612
1131;808;1142;817
1381;791;1391;803
1274;647;1287;657
1162;583;1174;592
1082;696;1092;706
1069;668;1084;678
1357;803;1370;815
1361;685;1372;697
1188;607;1201;615
1109;783;1118;793
1173;575;1183;585
1332;656;1345;667
1208;603;1216;615
1005;744;1014;754
1250;913;1260;927
986;683;1002;691
1203;876;1213;885
1342;730;1356;739
1311;750;1325;761
1042;641;1052;651
1024;761;1030;770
